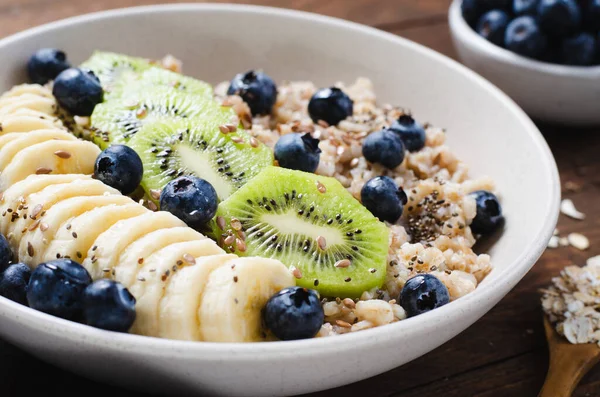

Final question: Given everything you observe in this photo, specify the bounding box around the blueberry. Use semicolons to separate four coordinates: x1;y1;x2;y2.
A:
584;0;600;32
52;68;103;116
469;190;505;235
27;48;71;85
360;176;405;224
537;0;582;39
82;279;136;332
400;274;450;317
505;16;549;59
477;10;511;47
462;0;485;26
94;145;143;195
362;129;405;169
560;33;597;66
263;287;324;341
389;115;426;152
0;234;13;273
0;264;31;305
227;70;277;116
160;176;218;230
274;133;321;173
308;87;353;126
26;259;92;321
463;0;512;25
513;0;541;15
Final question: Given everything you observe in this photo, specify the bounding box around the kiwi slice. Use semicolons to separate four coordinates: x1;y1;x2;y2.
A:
90;87;222;149
80;51;152;96
128;119;273;201
213;166;390;298
132;68;213;98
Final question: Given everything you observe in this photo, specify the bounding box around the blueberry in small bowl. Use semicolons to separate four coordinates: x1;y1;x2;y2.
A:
449;0;600;125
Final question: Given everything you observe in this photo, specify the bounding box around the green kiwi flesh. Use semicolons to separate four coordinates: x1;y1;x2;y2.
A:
80;51;152;97
90;87;223;149
128;119;273;201
213;166;390;298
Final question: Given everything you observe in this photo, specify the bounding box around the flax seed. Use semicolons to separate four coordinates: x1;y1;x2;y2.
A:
335;259;351;268
35;167;52;175
230;218;242;231
54;150;72;159
27;242;34;257
291;266;303;279
149;189;161;200
138;258;144;265
316;181;327;193
335;320;352;328
317;235;327;250
224;235;235;246
216;216;226;230
236;238;247;252
182;253;196;264
343;298;356;309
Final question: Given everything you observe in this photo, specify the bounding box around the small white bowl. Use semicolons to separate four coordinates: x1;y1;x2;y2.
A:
0;4;559;396
449;0;600;126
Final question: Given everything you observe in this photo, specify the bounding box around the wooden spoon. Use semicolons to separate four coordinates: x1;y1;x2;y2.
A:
538;316;600;397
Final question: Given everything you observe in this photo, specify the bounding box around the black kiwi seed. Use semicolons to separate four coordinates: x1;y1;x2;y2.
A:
246;199;253;205
336;214;342;220
327;219;333;225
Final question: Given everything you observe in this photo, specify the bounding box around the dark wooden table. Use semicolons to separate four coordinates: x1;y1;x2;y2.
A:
1;1;598;396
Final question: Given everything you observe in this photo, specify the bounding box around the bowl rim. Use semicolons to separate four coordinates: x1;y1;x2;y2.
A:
449;0;600;75
0;3;560;358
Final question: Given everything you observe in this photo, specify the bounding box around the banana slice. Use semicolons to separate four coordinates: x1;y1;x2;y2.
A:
0;84;53;100
199;257;295;342
5;179;119;249
19;195;134;265
114;226;207;287
0;113;64;134
0;94;56;116
43;203;147;264
0;140;101;190
0;174;90;236
83;211;186;280
0;130;77;170
129;239;224;337
158;253;237;341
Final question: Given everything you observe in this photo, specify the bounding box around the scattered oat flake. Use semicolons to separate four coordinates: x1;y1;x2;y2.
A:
568;233;590;250
560;199;585;220
564;181;582;193
587;255;600;267
547;236;559;249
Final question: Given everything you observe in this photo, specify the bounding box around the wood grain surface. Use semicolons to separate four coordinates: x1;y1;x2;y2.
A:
1;1;598;396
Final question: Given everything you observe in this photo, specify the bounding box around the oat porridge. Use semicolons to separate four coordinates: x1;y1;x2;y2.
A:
0;50;504;342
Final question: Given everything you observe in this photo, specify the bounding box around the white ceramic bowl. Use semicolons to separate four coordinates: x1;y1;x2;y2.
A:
449;0;600;126
0;4;559;397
